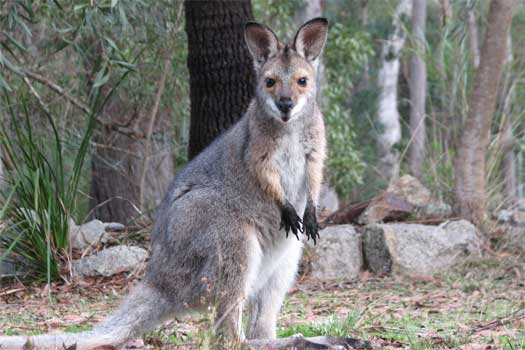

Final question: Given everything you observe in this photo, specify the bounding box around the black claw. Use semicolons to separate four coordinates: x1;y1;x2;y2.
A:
303;202;320;245
280;201;302;240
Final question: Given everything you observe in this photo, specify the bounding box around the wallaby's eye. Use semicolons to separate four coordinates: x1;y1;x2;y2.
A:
297;77;307;87
265;78;275;88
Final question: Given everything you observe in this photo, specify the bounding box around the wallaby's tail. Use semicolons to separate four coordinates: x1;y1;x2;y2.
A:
0;282;173;350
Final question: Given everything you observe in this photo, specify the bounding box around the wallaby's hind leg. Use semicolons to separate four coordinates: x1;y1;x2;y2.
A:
213;299;245;348
246;240;302;339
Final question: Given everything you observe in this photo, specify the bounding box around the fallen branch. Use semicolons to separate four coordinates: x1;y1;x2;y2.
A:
324;200;371;225
245;334;371;350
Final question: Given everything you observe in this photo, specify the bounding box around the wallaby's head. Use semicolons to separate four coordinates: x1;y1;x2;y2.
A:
245;18;328;123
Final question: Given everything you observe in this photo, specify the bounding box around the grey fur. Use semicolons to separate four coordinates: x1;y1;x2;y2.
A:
0;18;328;350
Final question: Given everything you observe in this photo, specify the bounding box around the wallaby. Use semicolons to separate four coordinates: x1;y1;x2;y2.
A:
0;18;328;350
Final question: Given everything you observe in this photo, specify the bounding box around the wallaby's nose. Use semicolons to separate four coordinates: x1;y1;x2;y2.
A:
277;97;293;114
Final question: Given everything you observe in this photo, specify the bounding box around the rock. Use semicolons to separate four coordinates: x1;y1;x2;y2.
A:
358;175;452;225
70;219;125;249
496;209;513;224
73;246;148;277
387;175;431;207
419;201;452;218
318;184;340;213
308;225;362;280
363;220;482;275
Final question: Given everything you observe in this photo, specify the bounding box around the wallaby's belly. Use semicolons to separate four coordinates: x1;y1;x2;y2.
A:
273;132;308;212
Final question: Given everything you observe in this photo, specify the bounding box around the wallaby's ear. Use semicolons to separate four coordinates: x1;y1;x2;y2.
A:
293;17;328;62
244;22;280;67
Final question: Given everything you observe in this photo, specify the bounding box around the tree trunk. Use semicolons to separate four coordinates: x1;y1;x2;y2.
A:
454;0;515;224
90;105;174;224
185;0;255;160
377;0;412;183
408;0;427;179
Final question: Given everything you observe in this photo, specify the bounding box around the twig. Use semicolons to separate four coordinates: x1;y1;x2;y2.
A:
22;77;52;116
18;69;90;114
6;64;144;138
0;287;25;296
469;309;525;334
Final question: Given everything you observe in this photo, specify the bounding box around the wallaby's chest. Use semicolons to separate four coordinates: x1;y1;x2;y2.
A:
272;132;307;210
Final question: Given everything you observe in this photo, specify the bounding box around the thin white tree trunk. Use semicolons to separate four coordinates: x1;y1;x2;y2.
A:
377;0;412;182
501;33;517;206
294;0;324;101
408;0;427;179
467;0;480;68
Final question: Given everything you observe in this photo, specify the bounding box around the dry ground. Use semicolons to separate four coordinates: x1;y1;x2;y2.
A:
1;254;524;349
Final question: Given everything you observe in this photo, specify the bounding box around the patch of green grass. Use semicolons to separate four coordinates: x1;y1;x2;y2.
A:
65;324;93;333
277;312;360;338
2;328;42;336
168;332;194;344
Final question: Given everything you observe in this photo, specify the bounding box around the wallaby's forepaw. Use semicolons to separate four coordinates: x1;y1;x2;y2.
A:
303;204;320;245
280;201;303;240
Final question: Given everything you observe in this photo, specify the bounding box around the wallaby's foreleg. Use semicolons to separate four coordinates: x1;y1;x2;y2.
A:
246;241;302;339
303;127;325;244
249;134;302;238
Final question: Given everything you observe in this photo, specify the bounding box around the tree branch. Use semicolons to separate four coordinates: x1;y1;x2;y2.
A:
4;64;147;138
19;69;91;114
245;335;371;350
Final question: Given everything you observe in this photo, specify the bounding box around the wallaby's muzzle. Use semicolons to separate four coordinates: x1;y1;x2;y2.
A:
277;97;293;113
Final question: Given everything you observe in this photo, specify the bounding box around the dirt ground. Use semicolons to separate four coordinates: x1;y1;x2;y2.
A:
1;254;524;349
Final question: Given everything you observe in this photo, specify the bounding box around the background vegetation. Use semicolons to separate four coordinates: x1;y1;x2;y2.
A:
0;0;524;281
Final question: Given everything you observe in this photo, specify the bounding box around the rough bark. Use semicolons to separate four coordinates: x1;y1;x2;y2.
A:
408;0;427;179
377;0;412;183
454;0;515;224
185;0;255;159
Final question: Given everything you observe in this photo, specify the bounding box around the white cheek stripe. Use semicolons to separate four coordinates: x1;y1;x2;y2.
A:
265;96;281;116
290;96;306;119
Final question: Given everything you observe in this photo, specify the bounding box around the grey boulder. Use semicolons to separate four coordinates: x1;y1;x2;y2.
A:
69;219;125;249
363;220;482;275
308;225;362;281
73;245;148;277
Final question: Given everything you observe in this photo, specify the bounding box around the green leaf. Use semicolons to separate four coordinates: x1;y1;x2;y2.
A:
0;74;12;92
3;32;28;52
